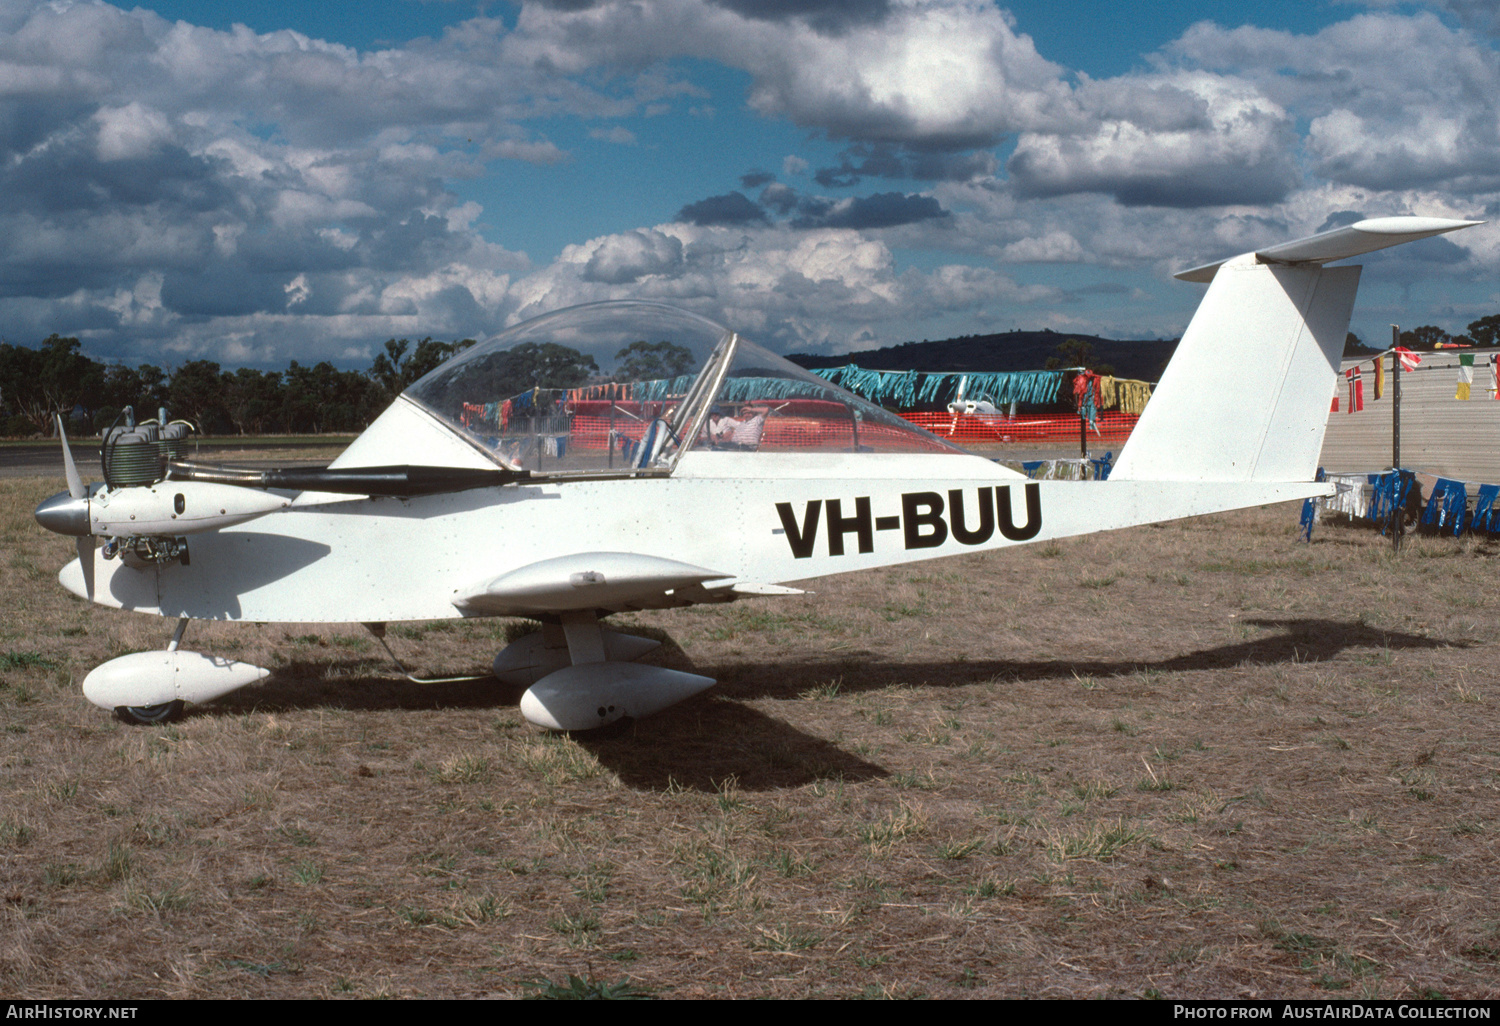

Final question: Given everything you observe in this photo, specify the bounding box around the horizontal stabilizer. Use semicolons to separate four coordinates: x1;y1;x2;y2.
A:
1176;216;1482;283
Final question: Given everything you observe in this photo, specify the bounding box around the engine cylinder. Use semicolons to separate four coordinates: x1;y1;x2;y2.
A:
103;427;165;486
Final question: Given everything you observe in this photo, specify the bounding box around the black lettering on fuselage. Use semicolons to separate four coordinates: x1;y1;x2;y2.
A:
948;487;995;545
826;497;873;555
776;483;1043;558
776;500;821;559
902;491;947;549
997;483;1042;541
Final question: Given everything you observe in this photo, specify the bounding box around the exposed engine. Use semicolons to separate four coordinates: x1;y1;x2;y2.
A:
97;408;197;566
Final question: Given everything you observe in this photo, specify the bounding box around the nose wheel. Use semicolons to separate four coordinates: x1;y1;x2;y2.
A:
115;701;184;725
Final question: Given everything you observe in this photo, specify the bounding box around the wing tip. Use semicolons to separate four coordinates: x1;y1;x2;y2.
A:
1349;215;1484;236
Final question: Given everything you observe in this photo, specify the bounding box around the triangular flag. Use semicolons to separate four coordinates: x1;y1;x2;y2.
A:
1456;353;1474;400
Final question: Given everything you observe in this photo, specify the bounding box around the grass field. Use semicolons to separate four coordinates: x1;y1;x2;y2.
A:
1;474;1497;999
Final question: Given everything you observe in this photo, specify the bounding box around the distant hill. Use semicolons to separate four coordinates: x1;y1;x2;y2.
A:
787;329;1178;383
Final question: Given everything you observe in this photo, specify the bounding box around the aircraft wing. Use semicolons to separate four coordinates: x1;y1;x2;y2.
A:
451;552;801;617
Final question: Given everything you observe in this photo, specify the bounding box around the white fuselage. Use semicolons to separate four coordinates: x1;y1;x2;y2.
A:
63;444;1323;623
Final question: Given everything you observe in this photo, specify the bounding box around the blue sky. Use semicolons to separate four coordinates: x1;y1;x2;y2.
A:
0;0;1495;368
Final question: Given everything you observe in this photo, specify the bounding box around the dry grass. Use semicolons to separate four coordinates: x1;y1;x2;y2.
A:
2;474;1499;998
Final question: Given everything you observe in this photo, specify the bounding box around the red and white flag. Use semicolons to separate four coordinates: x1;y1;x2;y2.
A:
1393;346;1422;371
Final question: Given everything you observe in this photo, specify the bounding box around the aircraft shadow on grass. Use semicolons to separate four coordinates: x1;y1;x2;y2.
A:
206;657;886;792
190;615;1460;791
708;616;1467;702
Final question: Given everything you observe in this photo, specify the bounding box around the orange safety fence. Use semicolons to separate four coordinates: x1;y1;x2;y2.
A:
564;414;955;453
462;403;1142;452
899;410;1140;446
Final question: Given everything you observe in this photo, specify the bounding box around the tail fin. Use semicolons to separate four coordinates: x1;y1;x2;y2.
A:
1112;217;1481;483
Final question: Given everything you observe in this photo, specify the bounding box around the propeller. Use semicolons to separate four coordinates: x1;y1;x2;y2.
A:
36;415;95;599
58;414;83;500
59;416;95;599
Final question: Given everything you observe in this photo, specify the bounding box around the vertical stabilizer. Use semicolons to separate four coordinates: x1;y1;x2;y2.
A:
1113;257;1357;482
1114;215;1481;484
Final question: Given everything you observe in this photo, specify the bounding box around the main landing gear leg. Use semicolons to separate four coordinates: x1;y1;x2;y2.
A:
492;610;715;731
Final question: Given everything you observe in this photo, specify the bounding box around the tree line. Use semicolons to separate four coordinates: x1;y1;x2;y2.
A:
1348;315;1500;355
0;334;479;437
0;335;696;438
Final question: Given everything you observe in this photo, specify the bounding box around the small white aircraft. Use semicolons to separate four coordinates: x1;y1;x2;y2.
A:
35;216;1481;730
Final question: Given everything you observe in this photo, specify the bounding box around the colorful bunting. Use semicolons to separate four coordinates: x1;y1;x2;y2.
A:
1300;468;1326;540
1368;470;1414;536
809;364;1068;408
1475;485;1500;533
1318;472;1500;541
1073;370;1098;429
1423;477;1469;535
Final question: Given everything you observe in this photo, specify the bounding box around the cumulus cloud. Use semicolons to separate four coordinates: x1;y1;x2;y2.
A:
588;125;638;144
509;0;1073;145
582;228;685;282
1436;0;1500;34
707;0;893;35
0;0;1494;365
1007;72;1301;207
999;231;1084;263
0;1;551;364
675;182;950;232
916;263;1064;310
676;191;769;225
815;143;998;186
502;221;1073;351
791;192;949;230
1345;0;1500;36
93;102;175;161
1167;12;1500;193
759;182;798;215
284;273;311;307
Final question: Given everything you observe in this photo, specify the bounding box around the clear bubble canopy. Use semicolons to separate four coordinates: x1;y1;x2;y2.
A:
404;301;961;475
